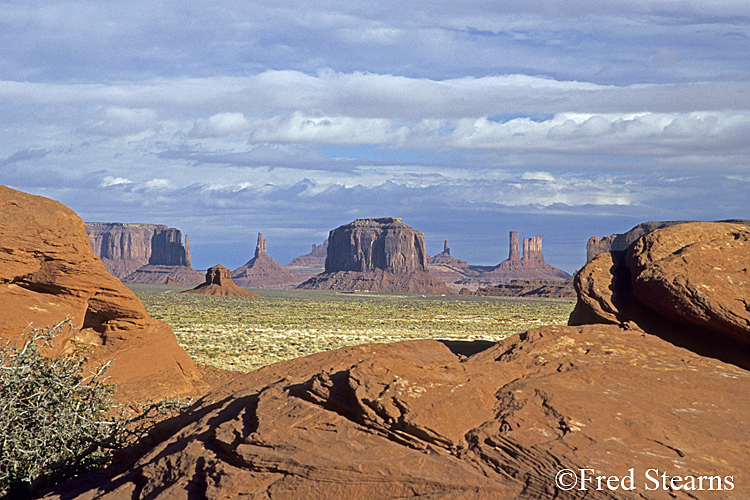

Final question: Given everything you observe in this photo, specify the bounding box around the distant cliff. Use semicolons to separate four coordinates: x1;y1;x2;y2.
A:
287;239;328;269
85;222;198;283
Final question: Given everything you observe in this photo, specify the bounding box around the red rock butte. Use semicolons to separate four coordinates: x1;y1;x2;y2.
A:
427;231;570;290
86;222;203;285
297;217;454;294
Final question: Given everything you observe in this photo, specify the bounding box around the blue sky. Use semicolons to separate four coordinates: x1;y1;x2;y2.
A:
2;1;750;273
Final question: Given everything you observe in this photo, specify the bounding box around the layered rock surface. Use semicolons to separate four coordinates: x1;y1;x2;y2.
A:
232;233;298;288
86;223;159;278
183;265;261;297
287;239;328;269
0;186;205;402
298;218;453;294
463;278;575;298
40;218;750;499
45;325;749;499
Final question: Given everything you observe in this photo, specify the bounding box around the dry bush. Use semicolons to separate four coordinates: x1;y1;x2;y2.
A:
0;319;189;499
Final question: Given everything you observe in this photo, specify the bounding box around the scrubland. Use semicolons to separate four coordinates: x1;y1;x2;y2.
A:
130;285;575;372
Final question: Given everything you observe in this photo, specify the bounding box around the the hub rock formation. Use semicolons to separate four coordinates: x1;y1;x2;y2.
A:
298;218;454;294
231;233;298;289
183;265;261;297
86;222;203;285
0;186;205;402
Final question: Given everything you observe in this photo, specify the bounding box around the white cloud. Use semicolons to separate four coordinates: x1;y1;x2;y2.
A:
189;112;252;138
247;112;399;145
145;178;172;190
100;176;133;187
521;171;555;182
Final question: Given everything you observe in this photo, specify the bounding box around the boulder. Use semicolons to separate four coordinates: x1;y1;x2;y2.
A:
232;233;299;288
571;221;750;368
626;222;750;344
43;325;750;499
183;265;261;297
298;218;454;294
0;185;205;402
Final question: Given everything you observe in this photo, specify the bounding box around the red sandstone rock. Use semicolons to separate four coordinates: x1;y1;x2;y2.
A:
626;222;750;344
232;233;299;288
86;222;200;281
0;185;205;402
298;218;454;294
43;325;750;500
571;222;750;371
182;265;261;297
585;219;750;262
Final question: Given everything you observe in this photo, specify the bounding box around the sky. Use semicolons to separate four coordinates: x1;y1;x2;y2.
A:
2;1;750;274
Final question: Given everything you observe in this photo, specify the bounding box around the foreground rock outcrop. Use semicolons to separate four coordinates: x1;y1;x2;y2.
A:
572;222;750;347
183;265;261;297
1;186;206;402
585;219;750;262
44;324;749;499
298;218;454;294
232;233;299;288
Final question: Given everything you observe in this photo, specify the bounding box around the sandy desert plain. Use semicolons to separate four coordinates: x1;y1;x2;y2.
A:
128;284;575;372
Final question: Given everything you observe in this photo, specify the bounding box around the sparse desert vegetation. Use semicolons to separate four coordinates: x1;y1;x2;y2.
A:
131;285;575;372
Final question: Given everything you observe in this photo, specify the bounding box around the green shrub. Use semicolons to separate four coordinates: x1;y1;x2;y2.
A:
0;319;188;498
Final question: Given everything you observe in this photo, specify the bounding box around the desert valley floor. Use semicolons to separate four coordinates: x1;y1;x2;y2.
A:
130;284;576;372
